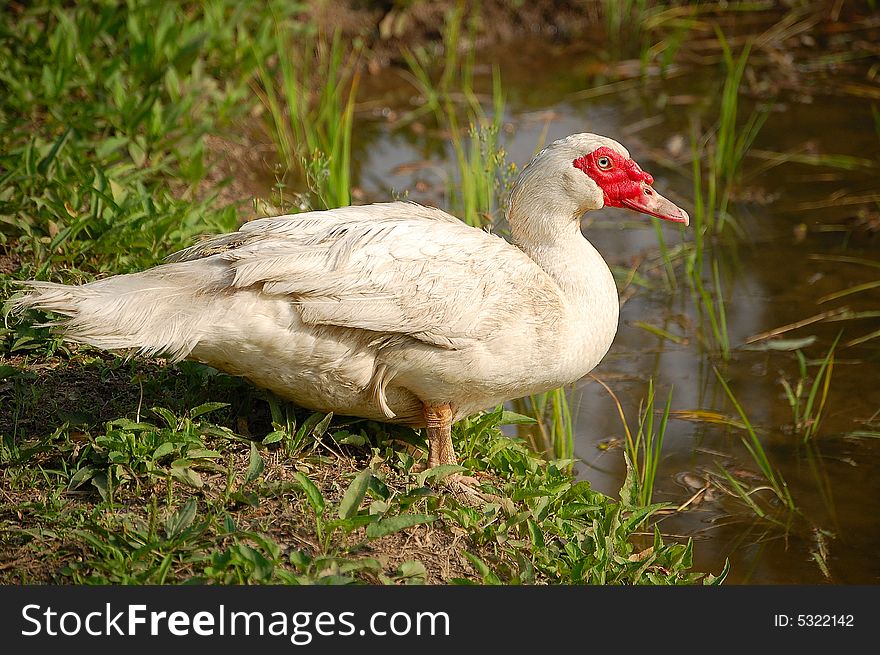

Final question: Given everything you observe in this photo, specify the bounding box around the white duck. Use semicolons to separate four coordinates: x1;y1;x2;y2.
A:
15;133;688;472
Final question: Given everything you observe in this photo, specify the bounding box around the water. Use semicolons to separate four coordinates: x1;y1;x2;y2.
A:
254;36;880;583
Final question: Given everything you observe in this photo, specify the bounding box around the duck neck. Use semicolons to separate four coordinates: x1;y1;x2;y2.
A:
508;200;614;311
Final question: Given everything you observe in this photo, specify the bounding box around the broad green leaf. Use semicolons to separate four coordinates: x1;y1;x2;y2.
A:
109;419;157;432
189;402;229;419
365;513;435;539
618;451;639;510
395;560;427;584
165;498;197;539
152;442;176;459
331;430;366;446
170;467;203;488
91;473;109;502
0;365;20;379
324;514;376;534
294;471;325;517
312;412;333;437
262;430;285;445
526;518;545;549
151;406;178;429
338;468;372;519
499;410;537;425
68;466;95;490
463;551;501;585
245;441;264;484
186;448;221;459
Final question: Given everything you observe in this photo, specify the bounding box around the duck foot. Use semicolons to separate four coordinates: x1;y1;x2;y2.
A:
443;472;500;505
409;464;498;504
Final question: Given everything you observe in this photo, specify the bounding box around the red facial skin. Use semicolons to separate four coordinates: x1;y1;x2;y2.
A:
572;146;653;208
572;146;689;224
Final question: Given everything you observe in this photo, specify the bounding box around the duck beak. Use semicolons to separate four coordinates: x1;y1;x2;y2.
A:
621;183;689;226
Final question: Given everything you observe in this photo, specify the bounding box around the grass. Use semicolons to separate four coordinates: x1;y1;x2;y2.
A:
400;8;513;228
711;31;767;234
255;27;361;210
779;337;839;443
713;367;796;514
0;1;285;278
678;31;763;361
594;377;672;510
516;388;576;465
627;381;673;508
0;1;710;586
444;71;510;229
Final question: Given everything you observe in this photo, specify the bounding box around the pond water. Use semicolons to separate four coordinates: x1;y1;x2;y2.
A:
253;29;880;583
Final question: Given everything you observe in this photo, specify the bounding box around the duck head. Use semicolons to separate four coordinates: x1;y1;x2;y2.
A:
572;140;689;225
509;133;689;233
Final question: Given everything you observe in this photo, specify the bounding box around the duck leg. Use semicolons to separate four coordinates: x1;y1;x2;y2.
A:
422;404;497;504
425;403;456;467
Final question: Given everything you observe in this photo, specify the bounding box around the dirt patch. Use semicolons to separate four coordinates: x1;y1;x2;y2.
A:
310;0;604;66
0;250;22;276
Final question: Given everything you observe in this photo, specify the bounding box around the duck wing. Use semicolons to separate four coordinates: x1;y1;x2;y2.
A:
168;202;551;349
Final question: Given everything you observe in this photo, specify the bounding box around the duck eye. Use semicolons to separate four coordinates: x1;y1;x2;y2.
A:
597;156;612;169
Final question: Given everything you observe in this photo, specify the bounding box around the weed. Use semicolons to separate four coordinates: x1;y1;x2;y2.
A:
712;30;767;231
592;376;671;510
401;10;513;228
679;30;767;361
603;0;649;59
0;399;710;584
688;252;731;360
255;28;361;210
713;367;796;513
445;73;511;229
779;337;839;442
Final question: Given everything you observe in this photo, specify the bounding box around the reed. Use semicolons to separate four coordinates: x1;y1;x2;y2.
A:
592;376;670;508
517;387;576;465
683;31;765;360
629;380;672;507
686;129;731;360
0;0;271;275
780;337;839;443
255;28;361;210
444;69;510;228
713;367;796;512
713;30;767;231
